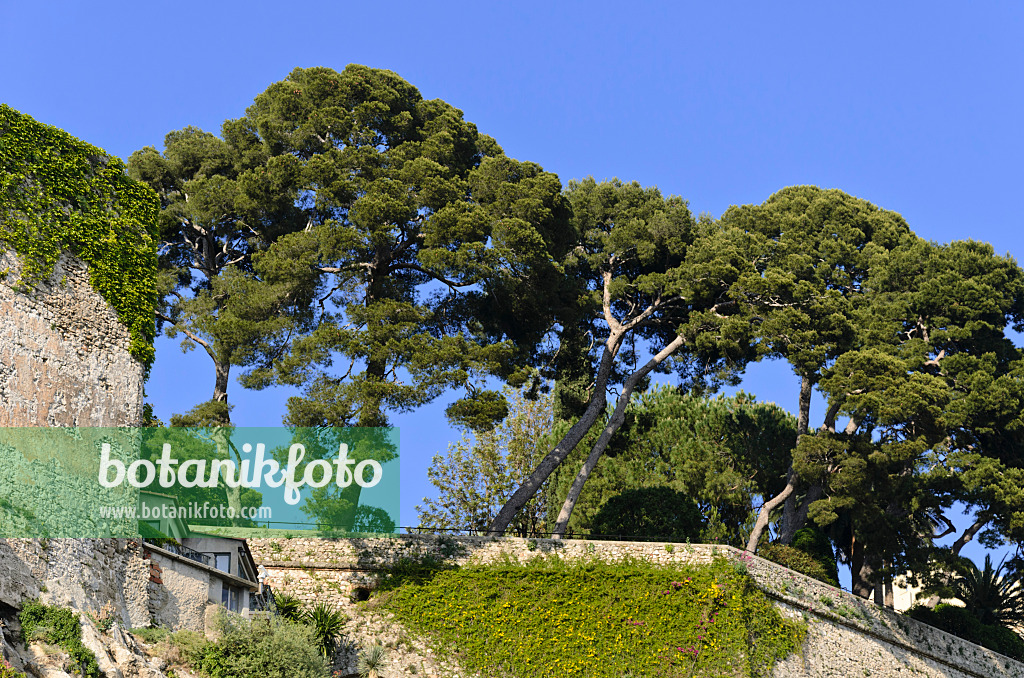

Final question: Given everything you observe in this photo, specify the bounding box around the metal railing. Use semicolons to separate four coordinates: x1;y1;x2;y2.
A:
143;538;211;566
250;586;275;613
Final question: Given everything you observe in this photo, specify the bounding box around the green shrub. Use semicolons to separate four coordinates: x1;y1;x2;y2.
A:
790;528;839;585
190;611;330;678
984;624;1024;659
382;557;805;678
908;603;1024;661
0;659;26;678
758;543;840;587
358;644;387;678
130;626;170;645
590;487;705;543
271;593;304;623
17;600;101;678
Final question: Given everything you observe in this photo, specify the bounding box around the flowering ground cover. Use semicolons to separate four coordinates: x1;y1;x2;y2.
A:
379;556;805;677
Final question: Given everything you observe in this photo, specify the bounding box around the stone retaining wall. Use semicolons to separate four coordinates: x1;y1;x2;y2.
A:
248;535;1024;678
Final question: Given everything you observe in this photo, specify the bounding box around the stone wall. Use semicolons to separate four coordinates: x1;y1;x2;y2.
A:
248;535;1024;678
0;249;144;427
0;538;150;628
0;538;250;634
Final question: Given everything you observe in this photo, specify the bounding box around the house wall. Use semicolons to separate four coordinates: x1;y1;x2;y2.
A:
147;550;214;632
184;536;245;577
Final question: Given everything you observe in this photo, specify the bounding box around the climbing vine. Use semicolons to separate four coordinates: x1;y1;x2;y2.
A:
379;557;806;677
0;104;159;367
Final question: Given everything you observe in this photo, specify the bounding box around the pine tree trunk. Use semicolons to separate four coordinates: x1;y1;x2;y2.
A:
550;335;685;538
487;337;622;535
214;360;230;406
746;375;813;551
778;483;822;545
358;354;388;427
851;535;874;599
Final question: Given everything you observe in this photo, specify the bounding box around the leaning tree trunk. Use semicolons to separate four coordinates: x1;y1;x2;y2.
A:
746;375;813;552
487;337;621;535
951;512;991;556
778;483;823;545
550;335;686;539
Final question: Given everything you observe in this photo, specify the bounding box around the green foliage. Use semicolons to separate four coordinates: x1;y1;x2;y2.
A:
788;528;840;587
923;555;1024;628
445;389;509;432
0;659;26;678
17;600;101;678
271;593;304;623
232;65;574;429
590;487;705;542
302;602;346;658
381;558;805;677
418;386;554;535
130;626;170;645
180;612;330;678
908;603;1024;661
806;236;1024;577
550;388;795;545
357;644;387;678
757;543;839;588
128;120;310;423
723;185;1024;581
0;104;160;366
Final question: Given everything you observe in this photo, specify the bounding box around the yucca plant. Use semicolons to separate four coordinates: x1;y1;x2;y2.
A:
357;644;387;678
304;602;347;658
271;593;304;623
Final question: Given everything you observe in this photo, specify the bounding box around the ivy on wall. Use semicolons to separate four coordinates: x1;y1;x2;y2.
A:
380;557;806;678
0;104;159;367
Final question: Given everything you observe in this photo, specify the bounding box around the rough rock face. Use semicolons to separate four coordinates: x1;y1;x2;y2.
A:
0;249;143;427
0;540;151;631
0;615;187;678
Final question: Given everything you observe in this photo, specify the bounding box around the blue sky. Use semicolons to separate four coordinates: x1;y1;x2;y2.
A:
3;1;1022;578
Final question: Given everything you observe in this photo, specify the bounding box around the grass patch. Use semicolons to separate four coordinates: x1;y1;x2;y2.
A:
378;556;805;677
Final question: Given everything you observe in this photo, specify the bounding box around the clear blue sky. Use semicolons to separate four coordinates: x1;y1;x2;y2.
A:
3;1;1022;574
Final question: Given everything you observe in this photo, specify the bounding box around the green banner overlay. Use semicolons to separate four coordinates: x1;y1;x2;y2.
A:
0;427;399;538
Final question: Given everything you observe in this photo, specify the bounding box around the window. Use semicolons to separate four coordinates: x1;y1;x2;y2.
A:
206;552;231;573
221;585;241;612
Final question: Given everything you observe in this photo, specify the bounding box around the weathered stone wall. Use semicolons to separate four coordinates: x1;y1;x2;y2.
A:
0;538;150;628
0;249;144;427
0;538;243;635
248;535;1024;678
